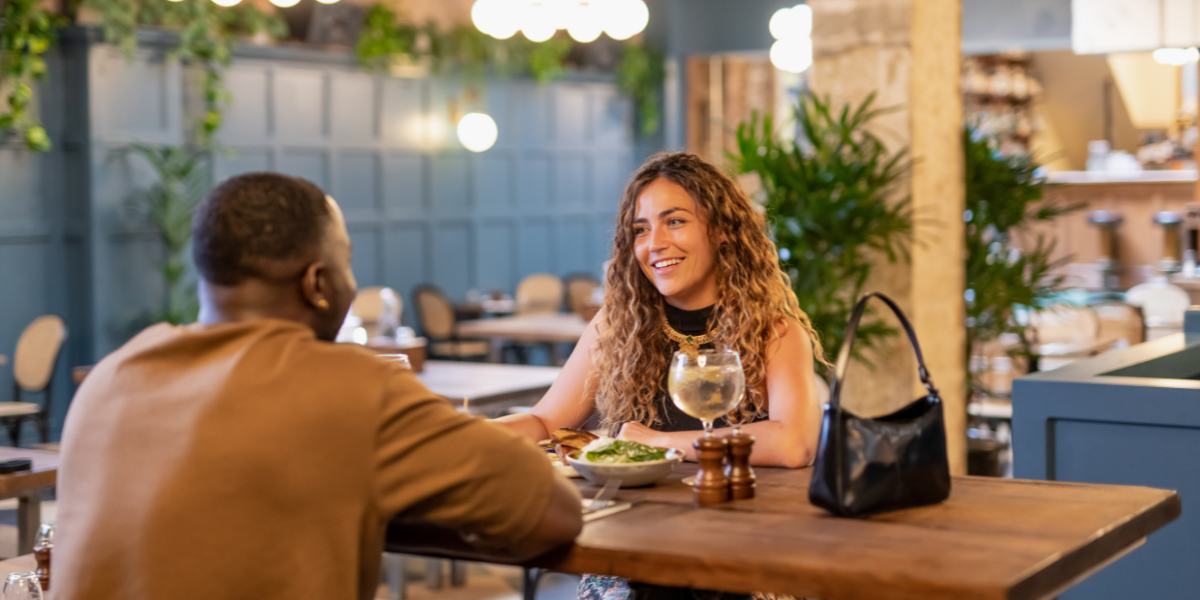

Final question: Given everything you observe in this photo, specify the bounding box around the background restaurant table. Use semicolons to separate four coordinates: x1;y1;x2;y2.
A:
0;448;59;556
388;464;1179;600
417;361;560;418
456;314;589;363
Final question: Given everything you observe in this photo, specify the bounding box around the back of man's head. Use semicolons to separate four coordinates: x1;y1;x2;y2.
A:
193;173;330;285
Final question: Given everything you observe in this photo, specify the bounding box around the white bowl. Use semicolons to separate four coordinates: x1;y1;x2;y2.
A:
567;448;685;488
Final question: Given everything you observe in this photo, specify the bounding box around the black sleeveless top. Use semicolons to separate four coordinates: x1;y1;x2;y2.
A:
652;303;767;432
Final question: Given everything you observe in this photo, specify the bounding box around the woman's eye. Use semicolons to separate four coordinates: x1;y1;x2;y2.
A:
668;218;684;226
633;227;648;236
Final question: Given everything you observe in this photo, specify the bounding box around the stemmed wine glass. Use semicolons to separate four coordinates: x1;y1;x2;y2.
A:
668;349;746;439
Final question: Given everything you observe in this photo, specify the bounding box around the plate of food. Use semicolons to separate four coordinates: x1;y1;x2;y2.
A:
566;437;684;488
538;428;601;478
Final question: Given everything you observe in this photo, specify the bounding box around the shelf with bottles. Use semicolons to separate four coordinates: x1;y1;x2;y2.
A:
963;53;1043;157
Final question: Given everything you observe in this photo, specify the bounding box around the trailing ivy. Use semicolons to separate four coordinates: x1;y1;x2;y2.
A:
618;43;664;136
353;4;660;133
0;0;65;152
79;0;288;146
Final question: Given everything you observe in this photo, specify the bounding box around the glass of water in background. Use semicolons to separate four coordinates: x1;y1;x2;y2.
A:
377;354;411;370
3;572;42;600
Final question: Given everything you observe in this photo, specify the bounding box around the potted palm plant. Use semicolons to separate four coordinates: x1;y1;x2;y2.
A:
731;93;914;365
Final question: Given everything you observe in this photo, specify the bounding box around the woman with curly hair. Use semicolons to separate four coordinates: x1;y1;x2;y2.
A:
498;151;825;469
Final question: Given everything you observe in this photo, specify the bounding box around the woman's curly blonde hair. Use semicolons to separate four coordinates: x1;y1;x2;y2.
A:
591;152;826;432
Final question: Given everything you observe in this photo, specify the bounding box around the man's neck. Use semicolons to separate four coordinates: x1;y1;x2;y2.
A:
197;279;312;328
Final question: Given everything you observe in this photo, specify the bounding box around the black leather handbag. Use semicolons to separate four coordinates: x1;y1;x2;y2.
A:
808;292;951;517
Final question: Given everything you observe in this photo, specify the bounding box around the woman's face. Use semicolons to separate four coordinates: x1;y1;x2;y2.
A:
632;178;721;310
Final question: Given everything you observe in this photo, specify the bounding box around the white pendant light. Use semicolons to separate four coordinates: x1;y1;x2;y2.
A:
458;113;499;153
769;3;813;73
211;0;241;6
268;0;300;6
522;1;558;42
471;0;648;43
567;1;604;43
314;0;341;4
603;0;649;41
770;37;812;73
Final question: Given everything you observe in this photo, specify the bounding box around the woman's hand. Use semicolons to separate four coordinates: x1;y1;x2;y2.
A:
616;421;662;447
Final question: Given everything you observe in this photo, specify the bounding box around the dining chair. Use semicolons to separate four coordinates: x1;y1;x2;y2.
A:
1091;300;1145;349
563;272;600;317
352;286;403;338
412;285;490;360
516;273;564;315
1125;278;1190;340
0;315;67;447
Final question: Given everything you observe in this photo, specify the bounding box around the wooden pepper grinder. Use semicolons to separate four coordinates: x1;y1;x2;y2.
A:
725;433;756;499
34;541;50;591
694;436;730;505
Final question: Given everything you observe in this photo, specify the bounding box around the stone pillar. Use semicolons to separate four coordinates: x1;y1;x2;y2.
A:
808;0;966;474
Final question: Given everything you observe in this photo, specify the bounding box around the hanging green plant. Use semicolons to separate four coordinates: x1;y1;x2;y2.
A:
617;43;664;136
79;0;288;147
0;0;65;152
356;3;417;72
81;0;138;58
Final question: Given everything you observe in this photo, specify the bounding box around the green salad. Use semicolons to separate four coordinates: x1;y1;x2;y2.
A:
582;439;669;464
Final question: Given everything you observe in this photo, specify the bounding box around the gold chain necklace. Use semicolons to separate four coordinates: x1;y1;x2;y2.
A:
662;320;717;359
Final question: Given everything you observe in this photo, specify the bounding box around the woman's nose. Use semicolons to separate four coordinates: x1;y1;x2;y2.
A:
648;226;669;251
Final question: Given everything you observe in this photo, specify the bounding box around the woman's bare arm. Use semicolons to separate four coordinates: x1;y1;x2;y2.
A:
619;319;821;468
493;310;605;442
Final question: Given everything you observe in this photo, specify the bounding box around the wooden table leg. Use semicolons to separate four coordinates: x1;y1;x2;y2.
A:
17;490;41;556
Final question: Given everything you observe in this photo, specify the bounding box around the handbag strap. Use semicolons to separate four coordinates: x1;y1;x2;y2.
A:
827;292;939;413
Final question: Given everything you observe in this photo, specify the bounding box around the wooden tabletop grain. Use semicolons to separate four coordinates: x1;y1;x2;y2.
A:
530;465;1179;600
0;448;59;497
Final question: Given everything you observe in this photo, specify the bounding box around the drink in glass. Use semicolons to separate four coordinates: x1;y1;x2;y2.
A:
668;349;745;438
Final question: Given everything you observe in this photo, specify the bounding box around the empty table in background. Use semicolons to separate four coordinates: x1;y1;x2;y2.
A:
0;447;59;556
416;361;560;418
457;314;589;364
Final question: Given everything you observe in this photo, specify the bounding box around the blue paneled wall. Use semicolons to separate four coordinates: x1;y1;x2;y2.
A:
0;29;638;442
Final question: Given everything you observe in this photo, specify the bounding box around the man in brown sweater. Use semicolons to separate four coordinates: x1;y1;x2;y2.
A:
55;173;582;599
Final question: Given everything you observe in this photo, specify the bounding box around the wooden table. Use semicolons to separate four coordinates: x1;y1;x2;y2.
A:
389;464;1179;600
417;361;560;417
0;448;59;556
457;314;589;363
0;553;34;579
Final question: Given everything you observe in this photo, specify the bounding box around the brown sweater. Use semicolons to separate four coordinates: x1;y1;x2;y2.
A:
55;319;555;600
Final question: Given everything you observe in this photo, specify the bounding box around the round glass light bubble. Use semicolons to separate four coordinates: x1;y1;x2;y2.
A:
770;4;812;40
211;0;241;6
603;0;649;40
770;37;813;73
314;0;341;4
568;2;606;42
522;2;559;42
269;0;301;7
457;113;499;153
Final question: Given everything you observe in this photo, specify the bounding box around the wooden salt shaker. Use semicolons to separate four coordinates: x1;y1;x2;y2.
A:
726;433;756;499
34;542;50;591
694;436;730;505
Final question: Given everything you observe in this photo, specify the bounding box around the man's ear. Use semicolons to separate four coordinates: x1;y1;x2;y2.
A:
300;262;329;311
